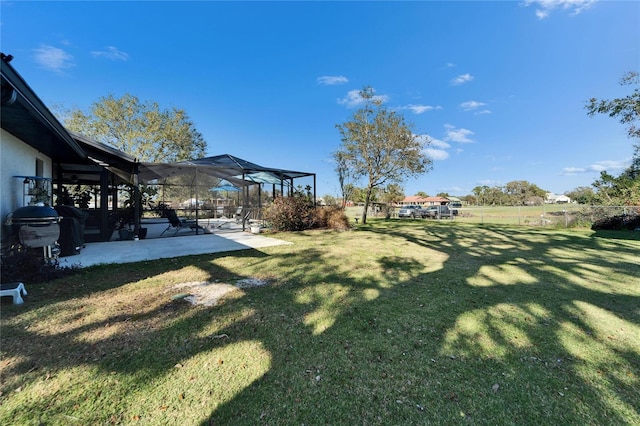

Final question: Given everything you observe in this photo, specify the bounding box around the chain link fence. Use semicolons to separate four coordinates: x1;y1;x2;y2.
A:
349;205;640;229
444;205;639;229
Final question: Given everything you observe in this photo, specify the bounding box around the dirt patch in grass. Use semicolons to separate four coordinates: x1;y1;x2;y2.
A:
169;278;270;307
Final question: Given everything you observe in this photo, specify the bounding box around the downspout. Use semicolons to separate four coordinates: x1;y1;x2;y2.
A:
242;172;247;231
194;167;199;235
133;161;140;239
100;170;109;241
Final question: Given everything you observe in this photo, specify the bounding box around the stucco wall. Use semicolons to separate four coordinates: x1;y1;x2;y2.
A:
1;129;53;239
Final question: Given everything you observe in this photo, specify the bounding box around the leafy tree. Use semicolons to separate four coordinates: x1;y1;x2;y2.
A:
472;185;490;206
485;186;507;206
504;180;546;205
335;87;432;224
586;72;640;205
436;192;450;198
586;71;640;140
63;93;206;162
415;191;429;197
350;186;366;204
566;186;597;205
322;194;338;207
592;171;640;206
381;184;405;205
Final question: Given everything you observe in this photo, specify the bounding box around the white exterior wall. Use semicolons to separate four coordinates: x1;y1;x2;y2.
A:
1;129;53;230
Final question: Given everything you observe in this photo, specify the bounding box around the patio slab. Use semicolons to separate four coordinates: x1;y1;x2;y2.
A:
58;227;291;268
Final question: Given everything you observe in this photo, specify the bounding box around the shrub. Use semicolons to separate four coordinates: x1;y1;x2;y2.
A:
264;198;351;232
264;196;314;231
591;213;640;230
311;206;350;230
1;248;79;284
572;206;640;230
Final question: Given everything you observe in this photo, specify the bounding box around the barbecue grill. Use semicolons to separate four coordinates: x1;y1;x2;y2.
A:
6;205;60;258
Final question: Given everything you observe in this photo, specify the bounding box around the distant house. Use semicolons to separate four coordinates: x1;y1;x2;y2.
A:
545;193;571;204
400;196;449;206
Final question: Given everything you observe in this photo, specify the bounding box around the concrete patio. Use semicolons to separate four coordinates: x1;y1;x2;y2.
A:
58;219;290;268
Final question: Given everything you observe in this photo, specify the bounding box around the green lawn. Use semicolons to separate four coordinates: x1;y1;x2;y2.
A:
1;221;639;425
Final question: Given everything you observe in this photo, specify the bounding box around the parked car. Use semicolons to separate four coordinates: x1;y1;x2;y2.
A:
398;205;425;218
423;205;458;219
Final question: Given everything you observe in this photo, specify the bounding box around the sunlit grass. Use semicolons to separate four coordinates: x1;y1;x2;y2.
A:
1;221;639;424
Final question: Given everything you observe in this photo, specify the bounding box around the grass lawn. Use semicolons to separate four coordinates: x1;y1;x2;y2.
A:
1;221;639;425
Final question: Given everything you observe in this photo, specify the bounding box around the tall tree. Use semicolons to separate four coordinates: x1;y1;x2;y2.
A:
472;185;490;206
504;180;546;205
586;71;640;204
586;71;640;140
334;87;432;223
334;150;355;208
63;93;207;162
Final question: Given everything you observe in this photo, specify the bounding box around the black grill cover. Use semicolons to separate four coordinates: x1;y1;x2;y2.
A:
55;206;89;256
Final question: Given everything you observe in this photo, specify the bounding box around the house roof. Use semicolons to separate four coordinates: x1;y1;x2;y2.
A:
402;196;450;203
1;53;86;163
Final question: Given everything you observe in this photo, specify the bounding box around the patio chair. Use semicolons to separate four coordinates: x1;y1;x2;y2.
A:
160;209;196;237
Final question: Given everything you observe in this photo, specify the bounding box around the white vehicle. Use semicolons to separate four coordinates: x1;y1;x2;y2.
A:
398;205;424;218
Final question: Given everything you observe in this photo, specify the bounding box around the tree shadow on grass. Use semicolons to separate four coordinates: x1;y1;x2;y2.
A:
1;223;638;424
204;223;639;424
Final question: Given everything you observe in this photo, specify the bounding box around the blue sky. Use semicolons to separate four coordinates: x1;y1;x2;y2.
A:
2;1;638;198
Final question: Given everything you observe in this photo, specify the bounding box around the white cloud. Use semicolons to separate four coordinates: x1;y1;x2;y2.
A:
444;124;475;143
91;46;129;61
33;44;74;72
477;110;492;115
523;0;598;20
425;148;449;161
430;138;451;150
562;166;587;174
399;104;442;114
417;134;450;161
317;75;349;85
337;89;388;108
478;179;503;186
562;159;630;175
588;160;630;172
459;100;487;111
450;73;474;85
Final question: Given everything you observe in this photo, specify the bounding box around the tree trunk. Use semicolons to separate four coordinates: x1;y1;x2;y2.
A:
362;187;372;224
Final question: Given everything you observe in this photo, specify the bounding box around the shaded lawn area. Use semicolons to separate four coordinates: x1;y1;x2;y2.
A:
1;221;638;425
